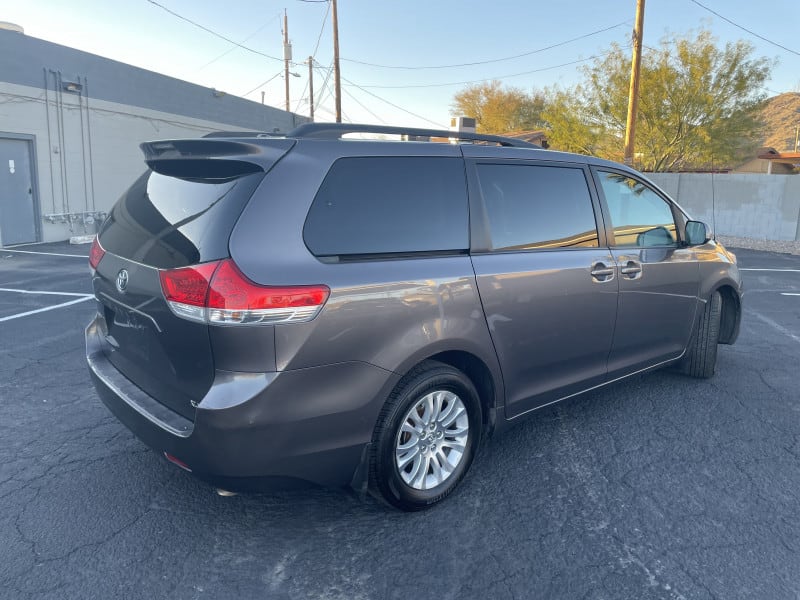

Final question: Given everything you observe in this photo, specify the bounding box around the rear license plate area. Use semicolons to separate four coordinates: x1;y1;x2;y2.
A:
103;303;150;362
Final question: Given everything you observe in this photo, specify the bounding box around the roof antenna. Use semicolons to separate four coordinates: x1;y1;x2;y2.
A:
710;154;717;241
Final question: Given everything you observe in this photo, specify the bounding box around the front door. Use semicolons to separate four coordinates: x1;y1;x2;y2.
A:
592;168;700;378
468;160;618;419
0;138;37;246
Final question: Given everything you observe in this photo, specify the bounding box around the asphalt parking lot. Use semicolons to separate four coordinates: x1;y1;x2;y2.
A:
0;242;799;600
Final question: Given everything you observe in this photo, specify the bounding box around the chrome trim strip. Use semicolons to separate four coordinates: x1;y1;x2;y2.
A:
508;352;685;421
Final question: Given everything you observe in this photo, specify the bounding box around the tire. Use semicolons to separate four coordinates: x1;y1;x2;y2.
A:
370;360;482;511
677;291;722;378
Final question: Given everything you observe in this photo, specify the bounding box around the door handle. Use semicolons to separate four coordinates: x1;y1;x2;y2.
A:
620;260;643;279
590;261;615;282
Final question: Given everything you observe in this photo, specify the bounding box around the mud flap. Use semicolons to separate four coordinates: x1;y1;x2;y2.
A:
348;442;372;500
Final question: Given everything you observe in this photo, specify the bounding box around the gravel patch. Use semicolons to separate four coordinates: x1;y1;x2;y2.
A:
717;235;800;256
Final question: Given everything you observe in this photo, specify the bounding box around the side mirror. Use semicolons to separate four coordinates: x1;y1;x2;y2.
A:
684;220;710;246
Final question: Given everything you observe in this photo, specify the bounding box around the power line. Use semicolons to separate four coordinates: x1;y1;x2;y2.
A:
295;58;313;113
341;21;629;70
314;105;338;119
313;101;351;123
295;77;310;113
144;0;284;62
195;12;282;71
341;86;387;124
340;75;447;128
310;2;331;58
689;0;800;57
348;55;609;89
241;71;283;98
295;5;331;112
314;63;335;108
313;64;338;118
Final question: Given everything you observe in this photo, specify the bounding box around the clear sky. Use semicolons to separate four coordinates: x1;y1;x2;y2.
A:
3;0;799;128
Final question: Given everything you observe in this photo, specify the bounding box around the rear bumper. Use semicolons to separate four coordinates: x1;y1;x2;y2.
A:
86;319;399;491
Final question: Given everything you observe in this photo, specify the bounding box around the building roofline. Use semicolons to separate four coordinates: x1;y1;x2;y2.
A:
0;28;304;130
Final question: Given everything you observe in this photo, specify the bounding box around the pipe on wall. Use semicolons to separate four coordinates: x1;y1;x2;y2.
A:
55;71;73;231
48;69;68;217
83;77;97;213
76;76;90;232
42;67;57;214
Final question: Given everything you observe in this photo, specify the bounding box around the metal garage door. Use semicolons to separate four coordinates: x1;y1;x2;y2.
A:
0;138;37;246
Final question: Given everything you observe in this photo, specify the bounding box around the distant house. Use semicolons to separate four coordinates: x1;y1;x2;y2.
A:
733;148;799;174
502;130;549;148
650;147;798;175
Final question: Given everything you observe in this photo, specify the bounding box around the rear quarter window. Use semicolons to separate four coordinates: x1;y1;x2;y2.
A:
303;156;469;257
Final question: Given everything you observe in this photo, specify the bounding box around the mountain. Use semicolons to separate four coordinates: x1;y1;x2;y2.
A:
759;92;800;151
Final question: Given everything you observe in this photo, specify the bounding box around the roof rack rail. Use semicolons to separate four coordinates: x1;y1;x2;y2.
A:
202;131;284;139
285;123;540;148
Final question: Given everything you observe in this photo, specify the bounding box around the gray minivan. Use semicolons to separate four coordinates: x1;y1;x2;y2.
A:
86;123;742;510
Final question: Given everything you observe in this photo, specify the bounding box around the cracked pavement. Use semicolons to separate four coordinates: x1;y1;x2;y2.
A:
1;244;799;599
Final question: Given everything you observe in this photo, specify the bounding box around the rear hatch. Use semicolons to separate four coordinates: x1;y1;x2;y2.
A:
92;138;293;420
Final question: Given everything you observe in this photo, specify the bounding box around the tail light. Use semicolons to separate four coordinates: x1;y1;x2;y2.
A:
159;259;330;325
88;237;105;270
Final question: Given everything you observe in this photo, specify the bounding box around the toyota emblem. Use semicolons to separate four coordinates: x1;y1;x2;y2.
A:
116;269;129;293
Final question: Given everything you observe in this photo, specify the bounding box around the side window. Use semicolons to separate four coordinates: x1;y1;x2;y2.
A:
596;171;678;247
475;164;599;251
303;157;468;257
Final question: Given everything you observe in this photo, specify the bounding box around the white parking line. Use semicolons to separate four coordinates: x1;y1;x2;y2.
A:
746;310;800;345
781;293;800;296
0;288;92;297
0;296;94;322
0;248;89;258
0;288;95;323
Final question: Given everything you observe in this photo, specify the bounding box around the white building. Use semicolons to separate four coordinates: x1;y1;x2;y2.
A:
0;25;307;246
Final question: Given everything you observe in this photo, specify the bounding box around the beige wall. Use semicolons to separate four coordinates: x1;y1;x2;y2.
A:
647;172;800;241
0;82;297;244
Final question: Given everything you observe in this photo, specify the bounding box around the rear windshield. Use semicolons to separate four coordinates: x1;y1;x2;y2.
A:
99;170;264;268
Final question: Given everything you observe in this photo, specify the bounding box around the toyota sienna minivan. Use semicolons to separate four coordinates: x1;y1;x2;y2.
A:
86;123;742;510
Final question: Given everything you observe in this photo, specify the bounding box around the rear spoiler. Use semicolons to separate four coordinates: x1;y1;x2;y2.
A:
140;138;295;180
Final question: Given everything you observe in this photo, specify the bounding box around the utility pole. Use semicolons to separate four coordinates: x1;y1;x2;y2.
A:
283;9;290;112
331;0;342;122
794;108;800;152
623;0;645;167
307;56;315;121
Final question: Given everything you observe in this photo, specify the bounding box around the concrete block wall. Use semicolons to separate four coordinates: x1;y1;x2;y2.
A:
646;173;800;242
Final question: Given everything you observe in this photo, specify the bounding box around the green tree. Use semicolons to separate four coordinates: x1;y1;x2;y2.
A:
542;30;773;171
451;80;546;133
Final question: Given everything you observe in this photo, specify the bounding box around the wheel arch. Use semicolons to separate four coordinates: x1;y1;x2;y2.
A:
714;283;741;345
393;344;504;435
427;350;498;432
